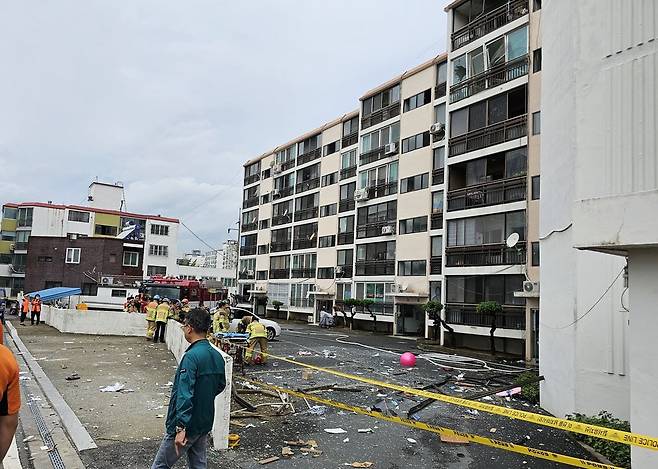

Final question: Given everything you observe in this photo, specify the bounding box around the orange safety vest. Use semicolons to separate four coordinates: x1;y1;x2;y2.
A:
31;299;41;313
22;298;29;312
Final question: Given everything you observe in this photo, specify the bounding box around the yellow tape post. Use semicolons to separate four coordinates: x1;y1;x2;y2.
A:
241;377;620;469
243;347;658;452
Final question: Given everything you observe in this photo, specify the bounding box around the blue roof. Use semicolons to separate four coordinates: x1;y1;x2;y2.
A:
26;287;82;302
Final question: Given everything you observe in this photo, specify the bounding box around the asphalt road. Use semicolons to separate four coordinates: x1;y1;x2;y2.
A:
10;319;598;468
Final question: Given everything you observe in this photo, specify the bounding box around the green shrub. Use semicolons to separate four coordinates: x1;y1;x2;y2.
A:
271;300;283;311
566;411;630;468
476;301;503;316
513;371;540;404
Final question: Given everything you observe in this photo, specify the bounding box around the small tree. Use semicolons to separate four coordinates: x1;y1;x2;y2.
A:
271;300;283;318
422;300;452;343
342;298;360;329
477;301;502;354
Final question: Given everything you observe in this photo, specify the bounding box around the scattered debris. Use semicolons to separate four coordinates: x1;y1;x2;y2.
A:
65;373;81;381
489;428;497;433
297;351;313;356
23;435;35;443
466;409;479;415
358;428;374;433
228;434;240;448
281;446;294;458
347;462;374;468
258;456;280;465
308;405;327;415
300;447;323;457
407;438;417;444
324;428;347;434
322;350;337;359
440;434;470;444
495;387;522;397
284;439;318;447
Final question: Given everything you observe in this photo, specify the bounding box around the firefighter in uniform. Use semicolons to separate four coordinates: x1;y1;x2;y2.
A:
145;295;159;341
154;298;171;343
213;302;230;335
179;298;191;322
245;316;268;364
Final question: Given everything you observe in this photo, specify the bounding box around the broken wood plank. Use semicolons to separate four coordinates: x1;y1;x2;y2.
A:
258;456;280;465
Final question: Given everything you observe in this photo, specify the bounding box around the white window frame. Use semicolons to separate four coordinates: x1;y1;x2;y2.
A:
149;244;169;256
151;224;169;236
65;247;81;264
123;251;139;267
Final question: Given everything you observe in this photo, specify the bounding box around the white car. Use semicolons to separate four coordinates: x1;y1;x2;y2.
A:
226;307;282;341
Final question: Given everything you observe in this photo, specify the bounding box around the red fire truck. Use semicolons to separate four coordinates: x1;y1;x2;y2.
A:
143;276;227;307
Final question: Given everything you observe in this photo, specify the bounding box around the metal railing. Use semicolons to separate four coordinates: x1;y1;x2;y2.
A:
445;305;526;330
434;82;447;99
432;168;445;186
269;269;290;279
294;207;319;222
271;215;292;227
291;268;316;278
450;55;529;103
336;266;353;278
241;222;258;233
447;176;526;211
338;232;355;245
281;160;296;171
355;259;395;276
430;256;442;275
356;220;396;239
342;132;359;148
243;174;260;186
297;148;321;165
360;145;399;166
445;242;526;267
239;246;256;256
238;271;254;280
431;212;443;230
367;181;398;200
273;186;294;199
242;197;259;209
295;177;320;194
340;166;357;180
339;199;355;212
448;115;527;157
290;296;314;308
292;238;317;250
15;242;29;251
361;102;400;130
270;241;291;253
451;0;528;50
257;244;269;255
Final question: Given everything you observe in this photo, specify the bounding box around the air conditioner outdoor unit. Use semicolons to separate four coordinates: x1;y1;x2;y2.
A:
430;123;446;139
101;276;114;286
384;142;398;155
246;269;255;276
381;225;394;235
523;281;539;295
272;163;282;174
354;188;369;202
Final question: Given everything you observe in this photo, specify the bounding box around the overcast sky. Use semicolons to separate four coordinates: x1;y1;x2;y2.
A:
0;1;446;253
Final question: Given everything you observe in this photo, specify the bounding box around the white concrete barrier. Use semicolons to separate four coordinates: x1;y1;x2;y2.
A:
41;305;146;336
165;319;233;450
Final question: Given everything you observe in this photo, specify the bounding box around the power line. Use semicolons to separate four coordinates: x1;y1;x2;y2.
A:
180;220;222;253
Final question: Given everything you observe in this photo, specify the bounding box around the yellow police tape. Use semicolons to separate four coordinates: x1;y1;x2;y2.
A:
238;346;658;452
240;376;619;469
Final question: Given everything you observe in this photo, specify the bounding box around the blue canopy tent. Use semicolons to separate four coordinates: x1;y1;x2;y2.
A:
26;287;82;303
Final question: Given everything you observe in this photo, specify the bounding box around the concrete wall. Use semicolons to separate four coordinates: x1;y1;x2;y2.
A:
41;305;146;336
165;319;233;450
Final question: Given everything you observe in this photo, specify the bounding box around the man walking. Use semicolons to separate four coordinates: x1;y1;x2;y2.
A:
19;295;30;326
153;298;171;343
145;296;158;341
151;308;226;469
30;294;42;325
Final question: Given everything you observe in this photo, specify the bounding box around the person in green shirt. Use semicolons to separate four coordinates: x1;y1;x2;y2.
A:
151;308;226;469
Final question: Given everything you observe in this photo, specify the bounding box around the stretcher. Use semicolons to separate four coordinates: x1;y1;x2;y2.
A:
212;332;249;374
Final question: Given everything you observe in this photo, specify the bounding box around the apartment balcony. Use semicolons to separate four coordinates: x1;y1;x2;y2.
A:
340;166;357;180
241;222;258;233
15;242;29;251
10;264;26;274
367;181;398;200
271;215;292;227
292;238;317;250
447;176;526;211
432;168;445;186
434;82;447;99
339;199;355;213
295;177;320;194
445;242;526;267
281;160;296;172
360;144;399;166
294;207;318;222
239;245;257;257
355;259;395;276
336;265;353;278
450;55;529;103
430;257;442;275
342;132;359;148
451;0;528;51
361;102;401;130
338;232;355;245
273;186;294;200
431;211;443;230
257;244;269;255
356;220;396;239
238;271;255;280
445;305;526;330
369;302;395;316
448;115;527;157
244;174;260;186
269;269;290;279
242;197;259;209
298;148;321;166
290;296;313;308
270;241;291;253
291;268;316;278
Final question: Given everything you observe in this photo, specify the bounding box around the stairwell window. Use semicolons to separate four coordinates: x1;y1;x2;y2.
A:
65;247;81;264
149;244;169;256
123;251;139;267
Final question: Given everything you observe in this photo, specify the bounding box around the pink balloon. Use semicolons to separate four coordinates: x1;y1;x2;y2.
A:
400;352;417;367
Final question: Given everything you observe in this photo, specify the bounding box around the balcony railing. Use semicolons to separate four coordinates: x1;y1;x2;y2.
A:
270;241;291;253
361;102;401;130
430;257;442;275
294;207;318;222
15;242;29;251
295;177;320;194
273;186;294;200
342;132;359;148
336;265;353;278
338;232;354;245
432;168;445;186
360;144;399;166
238;271;254;280
297;148;321;166
447;176;526;211
355;259;395;276
451;0;528;51
290;296;314;308
257;244;269;255
244;174;260;186
339;199;355;212
291;268;316;278
242;197;259;209
340;166;357;180
269;269;290;279
292;238;317;250
445;242;526;267
356;220;396;239
272;215;292;227
239;246;257;256
450;55;529;103
281;160;296;172
431;211;443;230
241;222;258;233
434;82;447;99
367;181;398;200
445;305;526;330
448;115;527;157
11;264;26;273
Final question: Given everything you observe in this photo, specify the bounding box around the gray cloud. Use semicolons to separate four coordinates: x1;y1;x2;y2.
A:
0;0;446;251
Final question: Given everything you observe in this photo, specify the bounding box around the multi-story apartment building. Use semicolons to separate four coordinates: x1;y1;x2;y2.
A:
237;0;541;358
